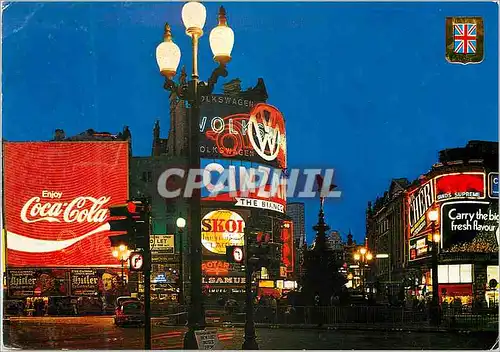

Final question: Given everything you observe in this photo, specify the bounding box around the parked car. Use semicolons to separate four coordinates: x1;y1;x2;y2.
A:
114;301;145;327
114;296;140;315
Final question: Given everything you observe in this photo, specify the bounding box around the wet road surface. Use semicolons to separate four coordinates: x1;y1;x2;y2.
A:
3;317;498;350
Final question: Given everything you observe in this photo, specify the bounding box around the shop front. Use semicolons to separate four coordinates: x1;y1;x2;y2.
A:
6;268;124;316
486;265;499;307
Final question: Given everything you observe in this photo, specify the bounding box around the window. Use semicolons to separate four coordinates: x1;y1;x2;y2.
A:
487;266;499;283
438;264;473;284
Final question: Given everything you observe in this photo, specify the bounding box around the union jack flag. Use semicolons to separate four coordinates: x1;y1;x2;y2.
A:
454;23;477;54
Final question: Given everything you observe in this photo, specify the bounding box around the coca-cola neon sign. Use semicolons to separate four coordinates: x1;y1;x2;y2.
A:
20;195;110;224
4;141;129;267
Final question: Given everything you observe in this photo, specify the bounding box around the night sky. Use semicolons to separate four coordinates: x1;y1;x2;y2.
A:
2;2;498;245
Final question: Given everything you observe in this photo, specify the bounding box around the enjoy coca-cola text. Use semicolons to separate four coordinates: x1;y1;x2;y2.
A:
20;196;111;224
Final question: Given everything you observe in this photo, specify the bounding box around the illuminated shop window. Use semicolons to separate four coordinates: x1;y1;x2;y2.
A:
438;264;473;284
461;264;473;283
487;266;499;283
449;265;460;283
438;265;449;283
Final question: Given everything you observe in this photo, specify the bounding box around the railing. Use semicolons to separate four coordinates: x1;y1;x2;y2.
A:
152;304;498;332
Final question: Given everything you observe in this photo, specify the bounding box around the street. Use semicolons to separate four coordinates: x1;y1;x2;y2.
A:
3;317;497;350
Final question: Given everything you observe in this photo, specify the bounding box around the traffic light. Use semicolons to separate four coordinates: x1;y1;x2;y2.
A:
108;200;150;250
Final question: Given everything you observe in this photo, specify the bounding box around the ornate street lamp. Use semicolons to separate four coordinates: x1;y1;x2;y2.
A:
427;209;441;326
112;245;131;294
155;2;234;348
353;248;372;295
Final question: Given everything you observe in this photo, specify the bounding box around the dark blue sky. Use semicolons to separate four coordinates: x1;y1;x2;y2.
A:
3;2;498;245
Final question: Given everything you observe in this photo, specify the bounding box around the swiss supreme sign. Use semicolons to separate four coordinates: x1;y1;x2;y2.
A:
4;142;129;267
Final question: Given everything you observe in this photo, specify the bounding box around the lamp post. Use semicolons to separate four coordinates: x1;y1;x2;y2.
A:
155;2;234;348
427;209;440;326
353;248;372;297
176;217;186;305
112;245;131;294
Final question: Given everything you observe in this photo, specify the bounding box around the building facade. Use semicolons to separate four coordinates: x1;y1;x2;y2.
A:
406;140;499;308
287;202;306;278
366;178;410;294
367;140;499;307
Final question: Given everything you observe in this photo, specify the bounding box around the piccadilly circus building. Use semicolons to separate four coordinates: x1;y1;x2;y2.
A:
193;79;295;302
406;141;499;308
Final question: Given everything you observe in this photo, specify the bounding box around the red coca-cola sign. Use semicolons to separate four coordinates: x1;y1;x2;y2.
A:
4;142;129;267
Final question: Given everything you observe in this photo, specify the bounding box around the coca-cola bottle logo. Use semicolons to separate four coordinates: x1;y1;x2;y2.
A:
20;196;111;224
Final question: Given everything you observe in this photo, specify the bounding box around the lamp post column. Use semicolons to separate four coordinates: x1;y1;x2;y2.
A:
427;208;440;327
155;4;235;348
431;221;440;326
184;28;204;349
242;216;259;350
121;260;125;294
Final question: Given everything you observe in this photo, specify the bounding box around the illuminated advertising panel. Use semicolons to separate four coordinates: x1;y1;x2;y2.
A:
4;142;129;267
488;172;499;199
7;269;69;297
70;268;123;296
200;98;287;169
407;180;435;238
409;234;433;261
440;201;499;252
434;172;485;202
201;158;286;213
202;260;230;276
281;220;294;273
201;209;246;255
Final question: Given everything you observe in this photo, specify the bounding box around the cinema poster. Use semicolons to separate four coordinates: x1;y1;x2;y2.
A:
69;269;122;296
7;269;69;298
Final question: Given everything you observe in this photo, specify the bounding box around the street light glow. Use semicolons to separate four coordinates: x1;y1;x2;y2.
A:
366;252;373;261
119;244;126;252
360;247;367;255
209;6;234;64
182;1;207;36
354;253;360;261
428;209;439;222
176;217;187;229
156;23;181;78
433;233;441;243
112;250;119;258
